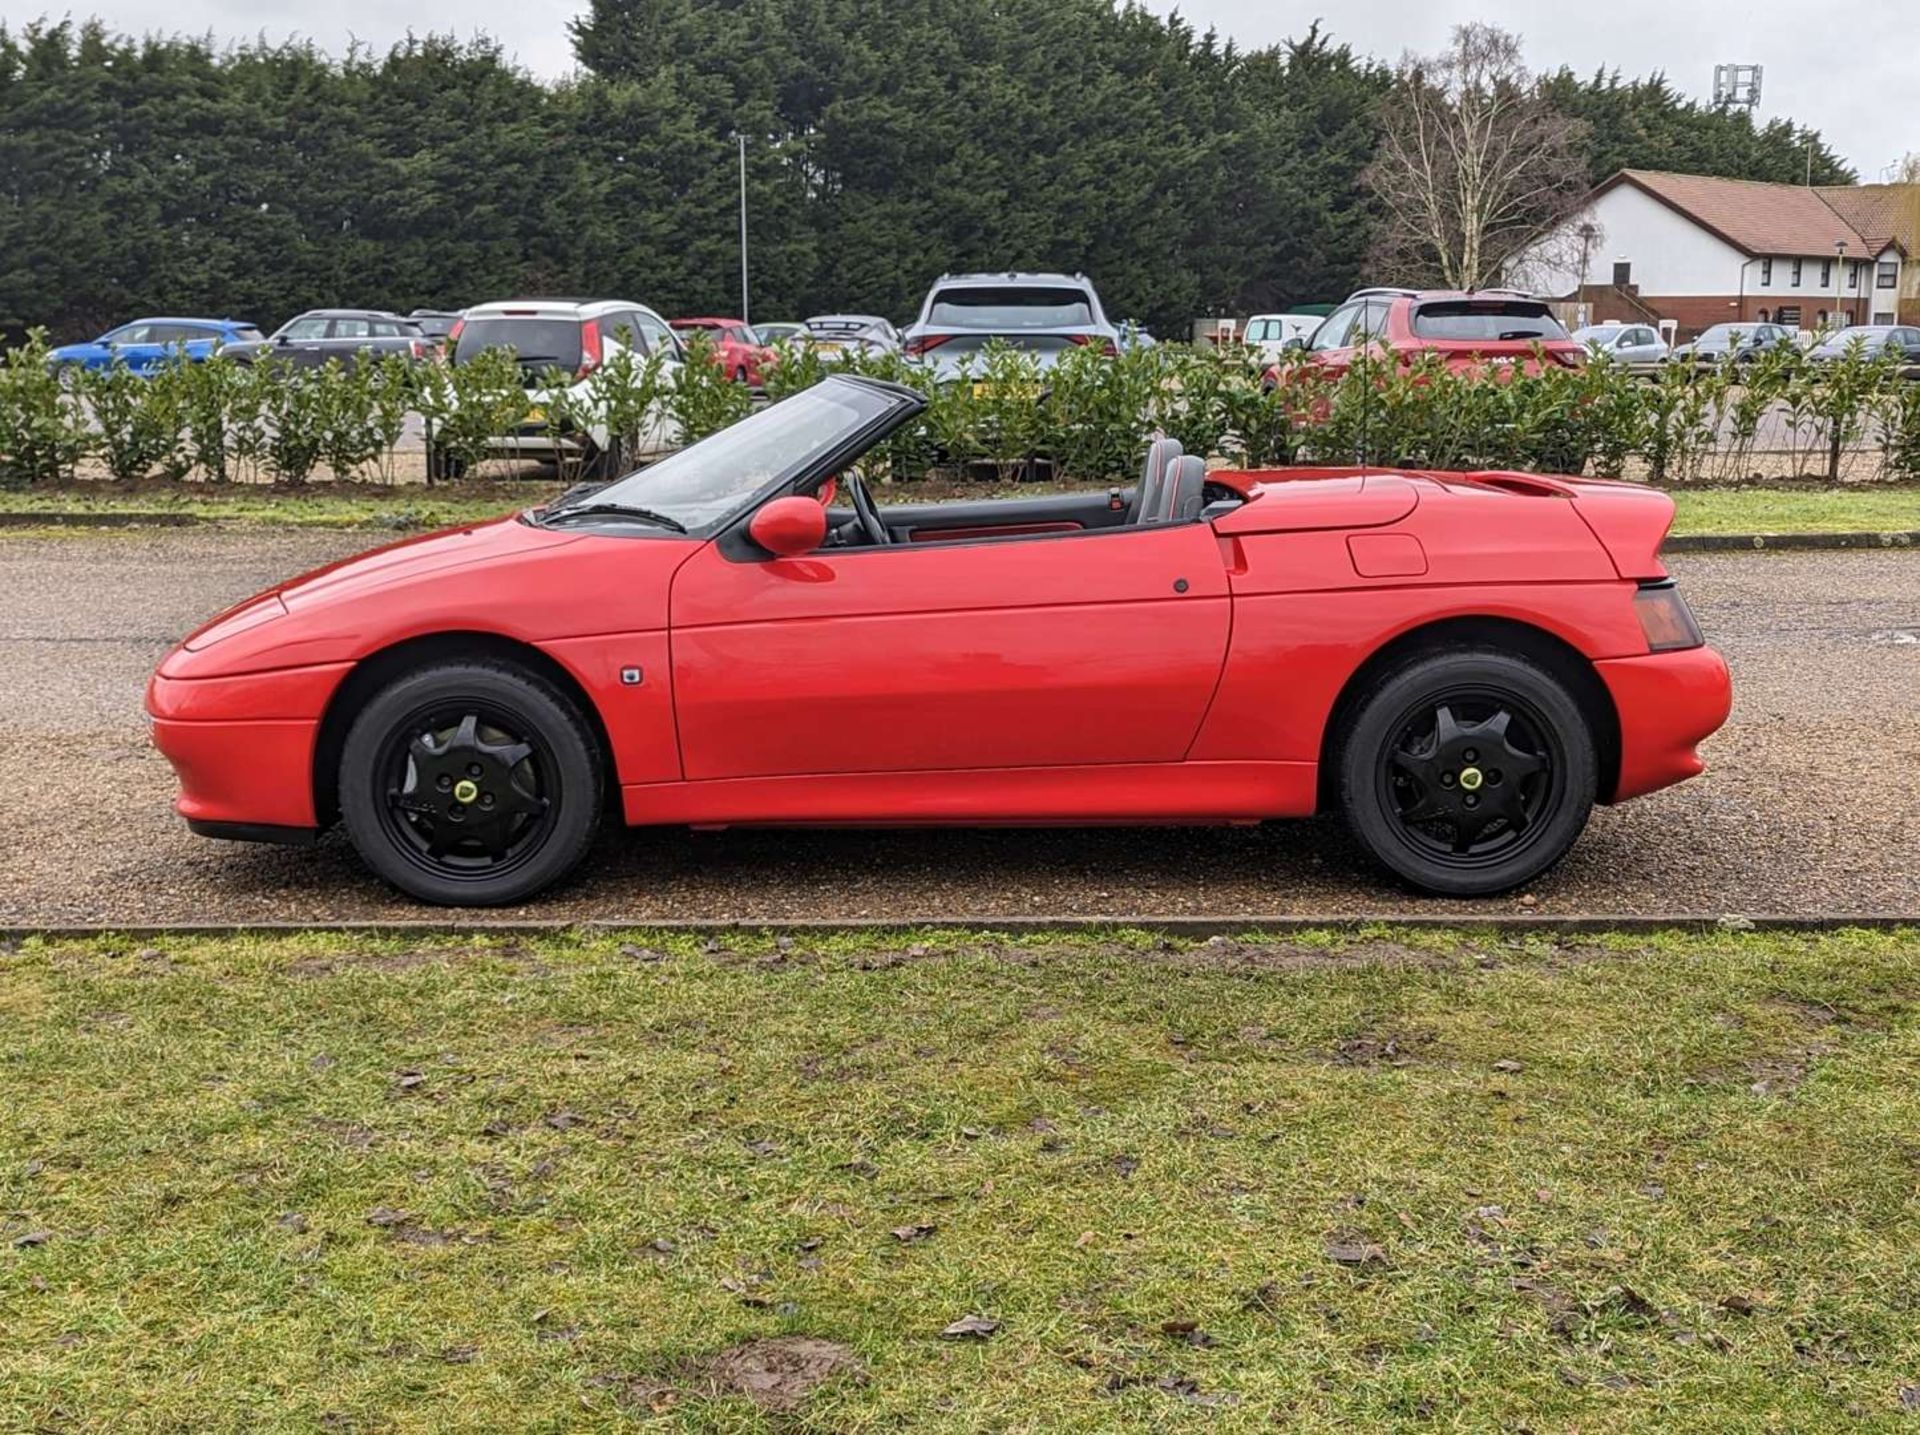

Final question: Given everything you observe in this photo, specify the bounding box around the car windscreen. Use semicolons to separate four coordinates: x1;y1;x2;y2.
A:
454;317;582;370
805;320;881;339
1693;325;1754;348
927;287;1095;329
1815;328;1888;350
1411;301;1568;343
573;380;901;532
234;328;267;343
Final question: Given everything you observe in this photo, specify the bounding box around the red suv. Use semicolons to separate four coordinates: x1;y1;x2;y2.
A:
670;318;774;387
1263;288;1583;389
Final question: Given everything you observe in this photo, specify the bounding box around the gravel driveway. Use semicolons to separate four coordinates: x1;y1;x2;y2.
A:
2;528;1915;924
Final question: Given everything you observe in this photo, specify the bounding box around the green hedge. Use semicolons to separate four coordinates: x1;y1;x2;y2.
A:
3;329;1919;487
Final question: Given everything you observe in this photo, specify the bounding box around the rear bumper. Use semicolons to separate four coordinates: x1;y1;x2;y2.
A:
1595;645;1733;802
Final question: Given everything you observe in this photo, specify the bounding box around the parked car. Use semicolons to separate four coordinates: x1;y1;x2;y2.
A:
442;298;684;477
1245;313;1323;363
670;317;774;386
408;309;464;350
1667;322;1796;367
149;373;1730;907
1572;322;1669;365
1117;322;1158;352
48;318;264;375
228;310;434;369
798;315;901;357
1806;324;1920;368
901;272;1119;378
1262;288;1582;389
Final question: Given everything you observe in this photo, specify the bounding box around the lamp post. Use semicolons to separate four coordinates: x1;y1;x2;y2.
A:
1834;239;1848;329
731;131;750;326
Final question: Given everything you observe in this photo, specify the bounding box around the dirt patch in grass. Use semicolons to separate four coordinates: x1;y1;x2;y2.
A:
701;1335;866;1411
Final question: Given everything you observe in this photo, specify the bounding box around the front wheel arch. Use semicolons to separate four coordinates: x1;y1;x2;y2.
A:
1316;617;1620;812
312;632;619;828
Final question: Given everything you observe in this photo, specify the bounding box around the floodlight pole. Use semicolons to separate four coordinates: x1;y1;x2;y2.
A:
734;132;751;326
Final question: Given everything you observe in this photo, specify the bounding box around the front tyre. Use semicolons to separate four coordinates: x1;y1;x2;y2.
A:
1336;647;1596;897
339;661;603;906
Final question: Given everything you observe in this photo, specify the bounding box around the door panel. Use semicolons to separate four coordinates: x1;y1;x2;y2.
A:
669;523;1231;780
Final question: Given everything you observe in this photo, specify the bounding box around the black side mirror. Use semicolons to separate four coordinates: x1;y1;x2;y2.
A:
1281;337;1306;352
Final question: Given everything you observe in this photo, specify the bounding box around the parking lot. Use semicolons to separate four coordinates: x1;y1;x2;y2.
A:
1;527;1914;925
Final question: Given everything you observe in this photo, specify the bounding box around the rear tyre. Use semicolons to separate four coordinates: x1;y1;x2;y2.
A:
1335;646;1596;897
732;366;749;385
425;446;467;481
339;660;603;906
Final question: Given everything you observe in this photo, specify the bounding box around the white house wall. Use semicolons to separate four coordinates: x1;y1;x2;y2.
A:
1525;185;1750;297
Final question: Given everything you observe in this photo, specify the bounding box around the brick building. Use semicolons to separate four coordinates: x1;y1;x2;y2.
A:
1513;169;1917;339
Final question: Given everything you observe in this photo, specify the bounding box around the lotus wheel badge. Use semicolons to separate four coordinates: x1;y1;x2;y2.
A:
1457;766;1485;792
453;778;480;804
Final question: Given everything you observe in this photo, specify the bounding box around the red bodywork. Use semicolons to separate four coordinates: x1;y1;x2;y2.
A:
148;468;1730;838
670;318;773;386
1263;290;1586;389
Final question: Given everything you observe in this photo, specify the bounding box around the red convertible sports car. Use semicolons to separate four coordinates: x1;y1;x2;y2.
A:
148;375;1731;906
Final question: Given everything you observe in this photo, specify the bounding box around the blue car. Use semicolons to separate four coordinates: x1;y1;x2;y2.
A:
49;318;266;376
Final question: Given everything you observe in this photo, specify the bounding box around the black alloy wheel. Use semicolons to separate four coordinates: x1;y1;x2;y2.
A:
378;709;552;873
340;661;602;906
1337;647;1596;896
1379;691;1559;864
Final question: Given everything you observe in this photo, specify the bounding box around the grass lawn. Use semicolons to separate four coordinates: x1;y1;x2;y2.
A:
2;925;1917;1429
3;478;1918;539
0;480;552;531
1666;485;1920;537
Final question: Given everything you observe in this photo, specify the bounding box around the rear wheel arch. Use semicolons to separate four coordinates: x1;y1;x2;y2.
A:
312;631;618;828
1316;616;1621;811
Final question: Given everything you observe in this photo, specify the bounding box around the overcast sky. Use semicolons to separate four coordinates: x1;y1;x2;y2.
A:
9;0;1916;179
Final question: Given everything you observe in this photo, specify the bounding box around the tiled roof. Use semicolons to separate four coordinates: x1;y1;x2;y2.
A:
1604;169;1884;256
1816;184;1918;255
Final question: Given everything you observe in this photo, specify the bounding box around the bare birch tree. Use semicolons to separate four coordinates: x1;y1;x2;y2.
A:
1364;24;1588;290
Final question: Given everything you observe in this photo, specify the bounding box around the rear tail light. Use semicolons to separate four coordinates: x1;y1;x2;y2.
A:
577;319;603;379
1634;581;1704;652
903;334;953;356
409;339;427;360
1067;335;1120;357
446;317;464;356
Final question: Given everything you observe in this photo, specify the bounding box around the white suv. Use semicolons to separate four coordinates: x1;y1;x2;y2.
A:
444;299;684;475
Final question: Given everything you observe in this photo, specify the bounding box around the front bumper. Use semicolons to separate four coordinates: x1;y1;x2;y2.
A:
147;667;348;834
1594;645;1733;802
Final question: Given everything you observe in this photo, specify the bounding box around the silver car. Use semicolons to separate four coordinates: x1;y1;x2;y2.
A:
1573;323;1668;365
798;315;901;358
901;272;1120;380
1807;325;1920;367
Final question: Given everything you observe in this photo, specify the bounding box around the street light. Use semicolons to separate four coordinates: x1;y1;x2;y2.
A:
1834;238;1848;329
730;131;750;326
